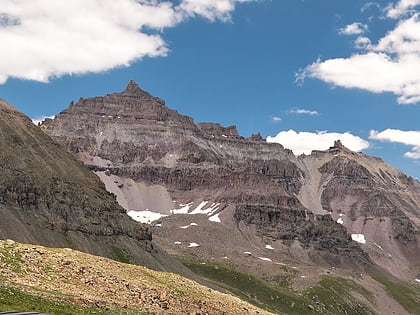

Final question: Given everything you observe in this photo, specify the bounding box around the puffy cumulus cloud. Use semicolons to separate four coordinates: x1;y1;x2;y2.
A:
386;0;420;18
369;129;420;159
290;108;319;115
0;0;255;84
266;130;369;155
301;12;420;104
177;0;254;22
339;22;368;35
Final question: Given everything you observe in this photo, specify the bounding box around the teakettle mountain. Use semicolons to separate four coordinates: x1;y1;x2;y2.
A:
41;81;420;283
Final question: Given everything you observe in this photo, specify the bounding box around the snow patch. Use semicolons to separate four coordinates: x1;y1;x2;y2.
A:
265;245;274;250
170;202;193;214
337;218;344;225
243;251;252;255
188;243;200;248
190;201;210;214
209;213;221;223
174;241;182;245
155;223;162;227
352;234;366;244
127;210;167;224
415;279;420;283
258;257;272;262
222;134;227;138
179;223;198;229
374;242;384;251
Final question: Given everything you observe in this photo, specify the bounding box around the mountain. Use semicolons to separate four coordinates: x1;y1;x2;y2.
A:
41;81;420;285
0;97;206;278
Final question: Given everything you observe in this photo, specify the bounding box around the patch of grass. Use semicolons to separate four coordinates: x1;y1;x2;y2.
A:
0;285;147;315
184;260;376;315
306;276;375;314
183;260;314;314
372;275;420;314
109;245;130;264
0;245;24;274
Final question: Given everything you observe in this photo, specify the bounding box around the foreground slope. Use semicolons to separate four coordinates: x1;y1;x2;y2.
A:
0;240;272;315
2;240;418;315
0;98;200;277
41;82;420;283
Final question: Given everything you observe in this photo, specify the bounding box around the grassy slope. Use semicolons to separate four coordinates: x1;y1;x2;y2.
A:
371;275;420;314
184;260;420;315
0;285;145;315
0;240;272;315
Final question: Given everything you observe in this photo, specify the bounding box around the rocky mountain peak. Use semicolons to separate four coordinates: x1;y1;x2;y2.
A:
121;80;148;97
324;139;354;155
333;139;345;148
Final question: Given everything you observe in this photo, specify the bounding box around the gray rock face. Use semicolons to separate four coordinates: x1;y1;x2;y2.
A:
234;205;372;269
42;81;420;280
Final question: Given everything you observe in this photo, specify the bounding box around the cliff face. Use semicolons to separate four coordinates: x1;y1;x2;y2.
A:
0;97;203;277
41;82;420;281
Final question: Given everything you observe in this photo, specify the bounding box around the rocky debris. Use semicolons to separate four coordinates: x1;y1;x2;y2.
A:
0;241;272;315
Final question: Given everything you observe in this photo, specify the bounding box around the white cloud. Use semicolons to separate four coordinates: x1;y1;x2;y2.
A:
177;0;254;22
272;116;282;122
369;129;420;159
0;0;255;84
386;0;420;18
31;115;55;125
361;2;380;13
302;12;420;104
339;22;368;35
290;108;319;115
266;130;369;155
355;36;372;50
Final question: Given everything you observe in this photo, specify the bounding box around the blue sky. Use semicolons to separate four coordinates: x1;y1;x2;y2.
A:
1;0;419;179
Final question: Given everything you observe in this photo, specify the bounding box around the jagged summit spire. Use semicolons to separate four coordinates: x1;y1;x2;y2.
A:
122;80;145;96
334;140;345;149
329;139;353;153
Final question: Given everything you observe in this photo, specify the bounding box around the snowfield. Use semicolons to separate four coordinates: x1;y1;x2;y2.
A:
127;210;167;224
351;234;366;244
